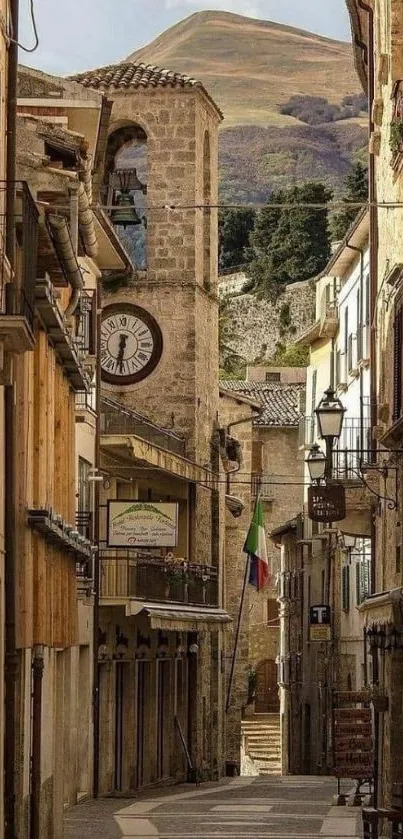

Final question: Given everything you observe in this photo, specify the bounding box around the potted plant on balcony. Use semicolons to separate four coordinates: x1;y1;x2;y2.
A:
163;553;186;596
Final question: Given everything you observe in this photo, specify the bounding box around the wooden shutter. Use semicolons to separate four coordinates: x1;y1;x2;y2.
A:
393;304;403;421
267;598;280;627
342;565;350;611
310;369;317;443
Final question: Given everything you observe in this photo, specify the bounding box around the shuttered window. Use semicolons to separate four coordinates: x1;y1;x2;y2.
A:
267;598;280;627
310;369;317;443
393;304;403;422
342;565;350;611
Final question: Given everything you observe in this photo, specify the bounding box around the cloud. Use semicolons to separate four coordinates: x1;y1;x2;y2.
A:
164;0;262;17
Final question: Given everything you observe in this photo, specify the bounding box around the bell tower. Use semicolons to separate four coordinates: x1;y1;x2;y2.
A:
74;62;222;465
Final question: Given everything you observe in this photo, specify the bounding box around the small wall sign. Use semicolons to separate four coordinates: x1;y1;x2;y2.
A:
309;604;331;641
308;483;346;523
107;500;179;548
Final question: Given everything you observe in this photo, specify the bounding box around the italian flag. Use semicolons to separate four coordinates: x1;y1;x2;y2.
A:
243;496;269;591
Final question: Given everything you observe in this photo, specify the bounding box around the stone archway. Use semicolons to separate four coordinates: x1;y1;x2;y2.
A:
255;659;279;713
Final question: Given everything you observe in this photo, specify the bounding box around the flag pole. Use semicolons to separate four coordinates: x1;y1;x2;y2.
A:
225;552;250;714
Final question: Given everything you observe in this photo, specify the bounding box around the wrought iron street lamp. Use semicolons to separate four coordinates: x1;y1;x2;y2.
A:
315;387;346;479
315;386;346;441
306;443;327;483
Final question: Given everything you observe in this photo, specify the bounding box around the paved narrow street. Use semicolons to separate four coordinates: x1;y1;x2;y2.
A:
64;777;362;838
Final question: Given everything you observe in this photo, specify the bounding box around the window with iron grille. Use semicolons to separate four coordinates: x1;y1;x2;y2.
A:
393;303;403;422
342;565;350;611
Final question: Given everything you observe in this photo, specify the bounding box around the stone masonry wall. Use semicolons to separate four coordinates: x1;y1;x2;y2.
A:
249;426;304;673
219;394;253;767
219;276;315;364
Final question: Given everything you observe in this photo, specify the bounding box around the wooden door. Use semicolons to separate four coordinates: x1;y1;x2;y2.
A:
255;659;279;713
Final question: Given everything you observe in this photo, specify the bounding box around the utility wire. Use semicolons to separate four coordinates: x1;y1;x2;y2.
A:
10;0;39;53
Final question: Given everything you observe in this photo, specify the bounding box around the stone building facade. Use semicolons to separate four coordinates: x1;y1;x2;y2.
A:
220;372;306;763
69;61;237;792
346;0;403;808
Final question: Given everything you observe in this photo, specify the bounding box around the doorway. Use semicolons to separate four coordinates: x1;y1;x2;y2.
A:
255;659;279;713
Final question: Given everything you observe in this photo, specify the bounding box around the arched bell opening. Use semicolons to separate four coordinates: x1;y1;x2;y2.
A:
104;123;148;270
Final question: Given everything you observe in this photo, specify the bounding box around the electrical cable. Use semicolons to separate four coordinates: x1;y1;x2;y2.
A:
10;0;39;53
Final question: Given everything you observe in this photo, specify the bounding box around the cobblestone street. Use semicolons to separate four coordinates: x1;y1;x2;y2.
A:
64;776;362;838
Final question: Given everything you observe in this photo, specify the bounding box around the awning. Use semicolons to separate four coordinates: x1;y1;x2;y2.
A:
126;601;232;632
101;434;217;488
358;588;403;627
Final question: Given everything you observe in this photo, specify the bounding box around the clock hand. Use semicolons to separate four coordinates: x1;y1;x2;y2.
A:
117;333;128;373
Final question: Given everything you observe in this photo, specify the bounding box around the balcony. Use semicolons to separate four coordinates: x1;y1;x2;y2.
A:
332;417;372;482
319;286;338;339
101;396;186;457
100;552;218;607
0;182;39;353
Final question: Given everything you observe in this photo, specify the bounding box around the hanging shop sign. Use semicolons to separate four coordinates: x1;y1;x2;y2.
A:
309;604;331;641
308;483;346;523
107;500;179;548
333;707;374;779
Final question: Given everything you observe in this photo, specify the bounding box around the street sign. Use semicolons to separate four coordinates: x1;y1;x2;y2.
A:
309;604;331;641
308;483;346;522
333;706;374;779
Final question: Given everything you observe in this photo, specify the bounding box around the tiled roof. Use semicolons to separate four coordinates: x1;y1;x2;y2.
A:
70;61;204;93
220;380;305;427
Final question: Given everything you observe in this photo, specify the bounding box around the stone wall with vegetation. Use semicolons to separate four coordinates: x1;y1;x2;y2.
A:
219;274;315;364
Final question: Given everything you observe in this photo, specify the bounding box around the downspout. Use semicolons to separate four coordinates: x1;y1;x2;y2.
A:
357;1;377;598
5;0;19;836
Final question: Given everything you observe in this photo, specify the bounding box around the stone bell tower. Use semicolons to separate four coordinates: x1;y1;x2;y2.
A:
73;62;222;466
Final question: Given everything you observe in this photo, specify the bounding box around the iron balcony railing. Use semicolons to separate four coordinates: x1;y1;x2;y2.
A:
332;417;372;480
101;396;186;457
0;182;39;331
99;552;218;607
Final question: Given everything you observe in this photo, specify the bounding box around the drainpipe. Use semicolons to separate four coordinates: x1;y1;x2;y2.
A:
4;0;19;836
30;646;44;839
357;1;377;597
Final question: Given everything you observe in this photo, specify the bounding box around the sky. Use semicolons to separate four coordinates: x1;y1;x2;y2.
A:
19;0;351;76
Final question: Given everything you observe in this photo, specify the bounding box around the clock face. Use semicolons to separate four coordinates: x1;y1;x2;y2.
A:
100;303;163;385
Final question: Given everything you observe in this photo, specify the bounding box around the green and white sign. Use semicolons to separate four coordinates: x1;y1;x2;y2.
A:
107;500;179;548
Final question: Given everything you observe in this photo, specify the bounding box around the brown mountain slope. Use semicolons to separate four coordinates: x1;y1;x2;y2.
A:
128;10;360;128
127;11;365;202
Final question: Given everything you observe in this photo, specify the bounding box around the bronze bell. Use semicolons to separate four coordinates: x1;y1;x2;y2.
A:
111;190;142;228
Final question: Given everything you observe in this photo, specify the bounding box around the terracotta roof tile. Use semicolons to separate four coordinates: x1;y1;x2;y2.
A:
70;61;202;92
69;61;223;118
219;380;305;427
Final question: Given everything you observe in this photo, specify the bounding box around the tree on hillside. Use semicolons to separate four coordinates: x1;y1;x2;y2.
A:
248;181;332;300
331;162;368;241
218;207;256;270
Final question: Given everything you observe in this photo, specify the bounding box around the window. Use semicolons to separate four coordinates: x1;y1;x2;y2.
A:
265;372;281;382
356;287;362;361
342;565;350;611
356;558;370;605
78;457;91;512
393;303;403;422
310;369;317;443
344;306;349;354
267;598;280;627
365;274;370;326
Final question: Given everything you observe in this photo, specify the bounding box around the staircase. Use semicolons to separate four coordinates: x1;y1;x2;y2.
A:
241;714;281;776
